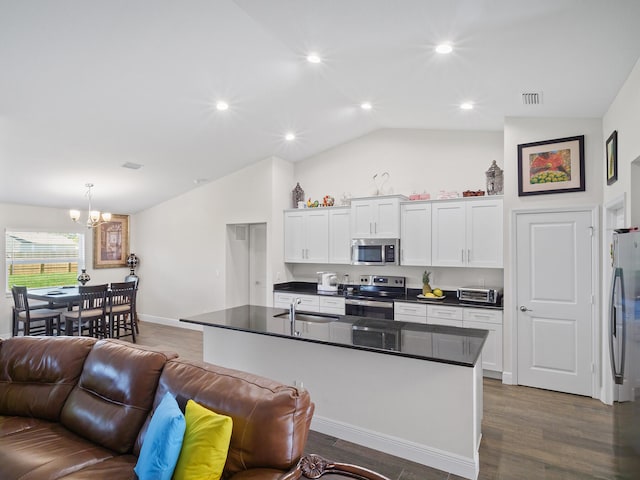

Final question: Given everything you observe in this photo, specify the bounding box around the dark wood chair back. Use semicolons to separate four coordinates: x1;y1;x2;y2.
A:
281;455;392;480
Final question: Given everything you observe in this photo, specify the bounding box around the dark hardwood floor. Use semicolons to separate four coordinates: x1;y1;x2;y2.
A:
136;321;636;480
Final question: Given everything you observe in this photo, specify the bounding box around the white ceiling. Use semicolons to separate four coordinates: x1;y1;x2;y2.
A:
2;0;640;214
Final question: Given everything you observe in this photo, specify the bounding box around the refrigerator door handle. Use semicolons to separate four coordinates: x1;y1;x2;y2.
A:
609;267;626;385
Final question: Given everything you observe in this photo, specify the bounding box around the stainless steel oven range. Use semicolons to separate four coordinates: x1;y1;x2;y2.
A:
344;275;405;320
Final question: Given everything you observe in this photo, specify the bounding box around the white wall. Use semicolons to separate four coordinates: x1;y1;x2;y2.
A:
502;117;604;383
603;57;640;221
292;128;505;289
0;203;130;337
296;128;504;202
132;157;293;326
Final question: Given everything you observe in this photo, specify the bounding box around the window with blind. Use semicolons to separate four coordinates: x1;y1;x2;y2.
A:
5;231;85;290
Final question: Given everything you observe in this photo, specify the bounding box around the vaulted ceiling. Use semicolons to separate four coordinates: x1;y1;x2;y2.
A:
2;0;639;213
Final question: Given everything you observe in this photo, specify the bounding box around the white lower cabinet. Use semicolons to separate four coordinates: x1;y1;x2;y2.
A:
319;296;346;315
426;305;463;327
394;302;427;324
273;293;320;312
462;308;503;373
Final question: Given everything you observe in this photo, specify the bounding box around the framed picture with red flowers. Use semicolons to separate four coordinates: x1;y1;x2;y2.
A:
517;135;585;196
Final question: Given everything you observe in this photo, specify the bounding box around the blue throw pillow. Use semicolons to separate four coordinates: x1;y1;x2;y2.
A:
134;392;187;480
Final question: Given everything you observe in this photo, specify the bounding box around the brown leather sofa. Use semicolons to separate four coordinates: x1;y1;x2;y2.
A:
0;336;314;480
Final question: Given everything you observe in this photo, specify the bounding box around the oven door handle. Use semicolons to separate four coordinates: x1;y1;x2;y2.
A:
345;299;394;308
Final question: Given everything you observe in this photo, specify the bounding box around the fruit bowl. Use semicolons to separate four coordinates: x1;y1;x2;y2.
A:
417;294;446;300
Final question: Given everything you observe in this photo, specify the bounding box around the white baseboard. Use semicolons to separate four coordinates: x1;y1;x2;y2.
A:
310;415;478;480
502;371;513;384
0;332;11;339
139;314;203;331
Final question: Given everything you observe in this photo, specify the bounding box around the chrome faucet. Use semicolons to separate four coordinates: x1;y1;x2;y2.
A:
289;298;301;336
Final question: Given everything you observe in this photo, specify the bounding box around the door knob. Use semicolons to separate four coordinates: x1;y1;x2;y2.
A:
519;305;532;312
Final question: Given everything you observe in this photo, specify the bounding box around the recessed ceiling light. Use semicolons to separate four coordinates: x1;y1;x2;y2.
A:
435;43;453;54
306;53;322;64
285;132;296;141
216;101;229;111
360;102;372;111
460;102;474;110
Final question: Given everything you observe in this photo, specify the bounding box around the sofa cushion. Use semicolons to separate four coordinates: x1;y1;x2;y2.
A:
0;336;96;421
137;358;314;477
60;339;171;454
173;399;233;480
134;392;185;480
0;415;49;437
0;421;116;479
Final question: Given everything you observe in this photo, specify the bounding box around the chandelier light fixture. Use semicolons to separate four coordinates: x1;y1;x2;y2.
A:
69;183;112;228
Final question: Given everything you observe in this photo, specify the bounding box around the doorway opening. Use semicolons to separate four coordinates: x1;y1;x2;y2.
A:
225;223;267;307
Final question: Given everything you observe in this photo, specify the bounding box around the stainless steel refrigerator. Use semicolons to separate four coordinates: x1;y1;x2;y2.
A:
609;229;640;476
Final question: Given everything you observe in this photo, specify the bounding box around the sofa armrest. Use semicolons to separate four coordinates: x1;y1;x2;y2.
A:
279;454;392;480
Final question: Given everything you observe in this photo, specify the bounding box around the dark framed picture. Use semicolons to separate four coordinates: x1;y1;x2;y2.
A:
93;214;129;269
517;135;585;196
606;130;618;185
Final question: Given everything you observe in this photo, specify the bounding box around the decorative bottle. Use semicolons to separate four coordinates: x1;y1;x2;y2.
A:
77;269;91;285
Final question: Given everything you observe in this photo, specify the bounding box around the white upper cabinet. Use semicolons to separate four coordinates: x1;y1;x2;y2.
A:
350;196;404;238
432;198;503;268
283;209;329;263
465;199;503;267
328;207;351;264
400;202;432;266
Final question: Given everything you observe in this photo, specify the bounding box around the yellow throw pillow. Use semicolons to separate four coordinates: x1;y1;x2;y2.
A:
172;400;233;480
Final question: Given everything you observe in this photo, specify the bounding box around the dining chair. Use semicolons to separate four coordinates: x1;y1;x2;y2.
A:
11;286;63;336
62;284;109;337
109;281;137;342
124;274;140;334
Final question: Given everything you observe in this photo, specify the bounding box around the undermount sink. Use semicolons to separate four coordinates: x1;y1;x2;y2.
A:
274;312;339;324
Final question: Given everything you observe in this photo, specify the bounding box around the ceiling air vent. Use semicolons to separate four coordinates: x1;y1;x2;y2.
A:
522;92;543;105
122;162;143;170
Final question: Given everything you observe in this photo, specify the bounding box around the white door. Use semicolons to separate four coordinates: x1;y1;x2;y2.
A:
516;210;594;396
249;223;267;306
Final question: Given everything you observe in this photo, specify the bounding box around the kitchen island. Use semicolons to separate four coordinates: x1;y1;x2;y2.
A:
181;305;487;480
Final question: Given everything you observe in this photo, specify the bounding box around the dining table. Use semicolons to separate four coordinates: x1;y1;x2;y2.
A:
27;286;81;311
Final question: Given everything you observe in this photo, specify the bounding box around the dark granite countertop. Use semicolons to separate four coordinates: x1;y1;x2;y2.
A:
181;305;488;367
273;282;503;310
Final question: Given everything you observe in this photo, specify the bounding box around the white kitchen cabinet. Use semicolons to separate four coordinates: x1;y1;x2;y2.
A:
394;301;427;324
273;293;320;312
350;196;404;238
283;209;329;263
400;202;432;266
319;296;346;315
328;207;351;264
426;305;463;327
463;308;503;373
431;198;503;268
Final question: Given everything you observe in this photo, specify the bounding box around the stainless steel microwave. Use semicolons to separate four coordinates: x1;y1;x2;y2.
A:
351;238;400;266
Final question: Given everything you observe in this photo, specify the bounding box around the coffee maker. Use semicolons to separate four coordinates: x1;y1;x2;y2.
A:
317;272;338;293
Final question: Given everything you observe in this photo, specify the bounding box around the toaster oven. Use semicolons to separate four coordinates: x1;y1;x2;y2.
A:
457;287;503;304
